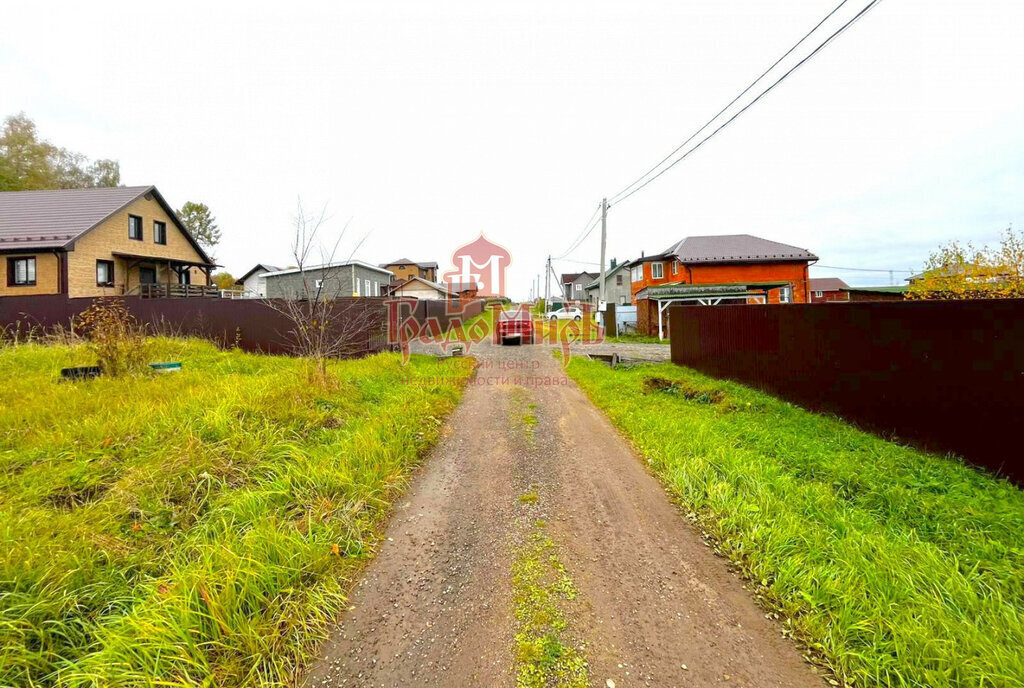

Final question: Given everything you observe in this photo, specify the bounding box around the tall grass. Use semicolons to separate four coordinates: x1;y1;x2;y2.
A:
0;338;473;686
565;359;1024;688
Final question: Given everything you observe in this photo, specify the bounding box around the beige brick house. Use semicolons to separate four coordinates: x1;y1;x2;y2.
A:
0;186;215;298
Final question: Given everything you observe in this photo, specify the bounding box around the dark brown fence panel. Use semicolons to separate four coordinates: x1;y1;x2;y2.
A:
668;300;1024;483
0;295;392;357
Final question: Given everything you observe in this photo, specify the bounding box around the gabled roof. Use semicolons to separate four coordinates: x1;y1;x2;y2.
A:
263;259;394;278
809;277;849;292
0;185;214;264
662;234;817;264
381;258;439;270
237;263;282;283
560;272;598;283
584;261;631;290
391;276;452;295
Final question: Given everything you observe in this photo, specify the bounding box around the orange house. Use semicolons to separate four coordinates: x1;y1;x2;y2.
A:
629;234;817;338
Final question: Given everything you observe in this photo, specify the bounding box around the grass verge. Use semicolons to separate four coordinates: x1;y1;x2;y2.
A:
0;338;474;686
564;358;1024;688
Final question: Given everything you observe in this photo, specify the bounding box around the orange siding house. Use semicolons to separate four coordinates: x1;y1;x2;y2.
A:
629;234;817;338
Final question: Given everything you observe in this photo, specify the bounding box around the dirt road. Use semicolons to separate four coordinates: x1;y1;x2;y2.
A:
303;338;824;687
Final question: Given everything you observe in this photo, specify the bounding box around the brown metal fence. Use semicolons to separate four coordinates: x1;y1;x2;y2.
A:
0;295;393;356
1;295;490;357
668;299;1024;483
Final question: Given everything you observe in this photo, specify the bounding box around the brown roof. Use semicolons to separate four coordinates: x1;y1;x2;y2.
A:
0;185;214;264
809;277;849;292
664;234;817;264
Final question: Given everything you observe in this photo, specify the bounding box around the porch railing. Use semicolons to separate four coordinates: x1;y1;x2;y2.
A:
133;283;221;299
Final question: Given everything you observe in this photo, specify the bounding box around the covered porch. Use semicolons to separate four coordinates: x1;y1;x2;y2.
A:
113;252;218;298
636;282;788;339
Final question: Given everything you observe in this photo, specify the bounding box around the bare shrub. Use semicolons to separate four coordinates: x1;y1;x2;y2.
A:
264;198;377;386
75;299;150;376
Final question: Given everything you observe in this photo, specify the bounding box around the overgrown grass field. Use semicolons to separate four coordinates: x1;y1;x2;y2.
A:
565;359;1024;688
0;339;473;686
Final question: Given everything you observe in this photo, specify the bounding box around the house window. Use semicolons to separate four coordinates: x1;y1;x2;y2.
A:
630;266;642;283
574;283;582;293
153;221;167;245
374;281;380;296
96;260;114;287
315;279;324;290
814;290;823;298
616;274;623;286
365;279;371;296
780;285;793;303
355;278;360;296
672;261;678;275
128;215;143;240
651;262;664;279
7;257;36;286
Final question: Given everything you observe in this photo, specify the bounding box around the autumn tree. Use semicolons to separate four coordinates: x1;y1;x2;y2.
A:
212;272;236;290
907;226;1024;300
177;202;221;255
0;112;121;191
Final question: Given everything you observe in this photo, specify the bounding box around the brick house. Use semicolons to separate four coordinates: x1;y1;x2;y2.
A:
629;234;817;338
809;277;850;303
381;259;438;283
0;186;216;298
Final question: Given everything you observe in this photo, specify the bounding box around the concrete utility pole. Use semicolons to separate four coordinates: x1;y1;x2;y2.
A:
545;256;551;307
598;197;608;305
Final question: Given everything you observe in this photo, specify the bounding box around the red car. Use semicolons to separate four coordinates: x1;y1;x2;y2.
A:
495;307;535;345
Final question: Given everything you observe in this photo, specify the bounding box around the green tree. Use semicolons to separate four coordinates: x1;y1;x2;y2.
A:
907;226;1024;300
0;112;120;190
177;201;221;255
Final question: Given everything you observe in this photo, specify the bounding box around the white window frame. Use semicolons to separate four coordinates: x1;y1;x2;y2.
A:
315;279;324;290
651;262;664;279
672;261;678;275
780;285;793;303
574;283;582;293
814;290;823;298
355;278;360;296
364;279;371;296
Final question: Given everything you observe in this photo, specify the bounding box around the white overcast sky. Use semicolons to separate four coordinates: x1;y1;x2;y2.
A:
2;0;1022;294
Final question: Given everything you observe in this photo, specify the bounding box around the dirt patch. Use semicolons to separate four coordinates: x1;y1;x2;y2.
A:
643;375;727;404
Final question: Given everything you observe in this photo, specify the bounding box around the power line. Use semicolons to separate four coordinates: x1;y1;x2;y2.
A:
609;0;885;208
608;0;853;205
555;206;602;259
816;264;915;273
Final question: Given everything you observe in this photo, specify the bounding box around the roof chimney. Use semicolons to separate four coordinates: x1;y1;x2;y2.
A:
610;257;617;269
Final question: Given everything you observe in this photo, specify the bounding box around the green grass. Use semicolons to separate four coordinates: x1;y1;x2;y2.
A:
564;358;1024;688
512;525;588;688
0;338;474;687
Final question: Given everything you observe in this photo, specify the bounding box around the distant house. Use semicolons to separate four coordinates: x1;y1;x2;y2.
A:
582;259;631;306
263;261;394;299
809;277;850;303
629;234;818;338
0;186;216;298
388;276;452;300
236;263;281;298
560;272;598;301
381;259;438;283
841;285;908;301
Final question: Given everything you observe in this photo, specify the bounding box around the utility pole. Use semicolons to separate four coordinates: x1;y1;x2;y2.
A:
545;256;551;307
598;198;608;305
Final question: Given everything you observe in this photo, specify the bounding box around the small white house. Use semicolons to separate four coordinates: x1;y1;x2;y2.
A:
388;276;453;300
236;263;281;298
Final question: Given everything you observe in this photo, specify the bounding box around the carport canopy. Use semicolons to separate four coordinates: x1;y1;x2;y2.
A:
637;282;789;340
